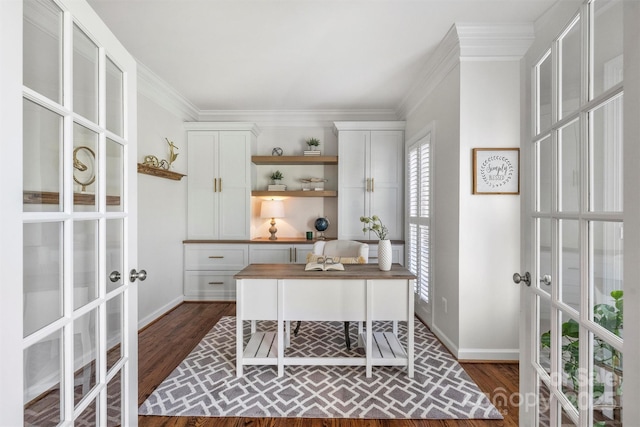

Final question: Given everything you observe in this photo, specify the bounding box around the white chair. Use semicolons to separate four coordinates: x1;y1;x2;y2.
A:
294;240;369;350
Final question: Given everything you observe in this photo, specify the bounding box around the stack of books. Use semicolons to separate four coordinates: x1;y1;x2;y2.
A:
303;150;321;156
268;184;287;191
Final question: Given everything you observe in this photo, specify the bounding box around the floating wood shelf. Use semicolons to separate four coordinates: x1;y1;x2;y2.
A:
137;163;186;180
23;191;121;206
251;156;338;165
252;190;337;197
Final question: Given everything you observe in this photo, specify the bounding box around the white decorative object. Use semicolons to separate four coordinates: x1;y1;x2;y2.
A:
377;239;392;271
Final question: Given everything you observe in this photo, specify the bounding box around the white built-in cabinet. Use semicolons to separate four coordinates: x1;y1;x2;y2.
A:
334;121;405;241
185;123;259;240
184;244;249;300
248;244;314;264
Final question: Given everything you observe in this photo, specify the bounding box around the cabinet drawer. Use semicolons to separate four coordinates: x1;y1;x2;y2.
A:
184;244;248;270
184;271;237;300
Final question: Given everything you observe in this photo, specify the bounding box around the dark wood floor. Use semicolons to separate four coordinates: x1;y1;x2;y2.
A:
138;302;519;427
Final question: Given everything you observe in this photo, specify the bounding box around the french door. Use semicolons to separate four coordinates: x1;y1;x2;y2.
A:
2;0;139;425
519;0;627;425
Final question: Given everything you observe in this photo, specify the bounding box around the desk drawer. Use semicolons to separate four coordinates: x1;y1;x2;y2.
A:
184;244;248;270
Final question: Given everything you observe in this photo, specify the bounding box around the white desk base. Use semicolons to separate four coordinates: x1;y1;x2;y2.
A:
235;265;415;378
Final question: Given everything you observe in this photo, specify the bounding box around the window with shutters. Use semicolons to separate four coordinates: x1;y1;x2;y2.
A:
407;134;431;306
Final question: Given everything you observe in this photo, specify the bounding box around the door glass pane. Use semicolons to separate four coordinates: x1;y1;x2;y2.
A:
560;220;580;311
74;220;97;309
538;218;552;296
107;294;124;372
23;222;63;337
560;16;581;118
593;0;623;98
590;95;623;212
537;52;552;133
73;24;98;122
538;295;552;374
560;121;580;212
23;330;62;427
591;221;623;324
73;123;98;211
74;309;97;405
537;137;552;212
538;379;552;426
559;310;580;409
23;0;62;103
23;99;63;212
107;370;123;427
106;219;124;293
106;58;124;137
76;397;98;426
592;332;623;425
560;405;578;426
106;138;124;212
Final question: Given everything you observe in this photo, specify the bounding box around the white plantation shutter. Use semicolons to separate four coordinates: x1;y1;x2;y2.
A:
407;134;431;304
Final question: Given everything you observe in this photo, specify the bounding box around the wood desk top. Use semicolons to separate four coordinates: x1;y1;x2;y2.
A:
234;263;416;280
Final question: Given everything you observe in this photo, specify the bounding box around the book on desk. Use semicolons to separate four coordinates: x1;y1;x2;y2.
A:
304;257;344;271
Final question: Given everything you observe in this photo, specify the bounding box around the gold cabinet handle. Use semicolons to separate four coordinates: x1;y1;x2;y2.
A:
214;178;217;193
366;178;370;192
208;255;224;259
208;282;224;285
371;177;374;192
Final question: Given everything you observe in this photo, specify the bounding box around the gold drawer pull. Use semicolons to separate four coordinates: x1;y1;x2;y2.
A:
208;282;224;285
208;255;224;259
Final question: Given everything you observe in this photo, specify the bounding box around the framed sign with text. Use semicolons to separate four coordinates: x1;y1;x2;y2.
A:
472;148;520;195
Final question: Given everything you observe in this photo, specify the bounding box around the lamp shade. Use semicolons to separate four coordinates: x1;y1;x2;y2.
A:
260;200;285;219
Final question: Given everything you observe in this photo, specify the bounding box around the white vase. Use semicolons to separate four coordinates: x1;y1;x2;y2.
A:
377;239;392;271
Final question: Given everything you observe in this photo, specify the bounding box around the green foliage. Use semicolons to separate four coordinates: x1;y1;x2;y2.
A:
270;170;284;180
541;290;623;409
359;215;388;240
306;137;320;147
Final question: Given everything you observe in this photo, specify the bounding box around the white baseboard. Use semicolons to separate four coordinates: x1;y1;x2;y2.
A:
457;348;519;361
430;323;459;357
138;295;184;330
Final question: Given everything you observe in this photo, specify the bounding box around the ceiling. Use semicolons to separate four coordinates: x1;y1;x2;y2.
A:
87;0;557;113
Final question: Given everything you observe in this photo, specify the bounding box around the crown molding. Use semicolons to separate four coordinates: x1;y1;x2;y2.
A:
198;108;399;128
396;23;534;118
137;62;199;121
184;121;261;136
396;24;460;119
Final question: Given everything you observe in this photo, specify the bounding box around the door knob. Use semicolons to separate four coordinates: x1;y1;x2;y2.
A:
540;274;552;286
130;269;147;282
513;272;531;286
109;271;121;283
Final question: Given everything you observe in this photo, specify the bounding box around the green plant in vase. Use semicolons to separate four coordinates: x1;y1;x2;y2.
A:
541;290;623;423
270;170;284;183
306;138;320;150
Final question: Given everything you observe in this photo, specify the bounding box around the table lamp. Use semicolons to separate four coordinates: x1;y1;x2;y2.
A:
260;199;285;240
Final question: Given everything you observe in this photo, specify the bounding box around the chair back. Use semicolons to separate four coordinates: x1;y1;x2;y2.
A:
312;240;369;264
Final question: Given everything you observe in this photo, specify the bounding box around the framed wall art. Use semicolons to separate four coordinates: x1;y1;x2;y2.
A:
472;148;520;195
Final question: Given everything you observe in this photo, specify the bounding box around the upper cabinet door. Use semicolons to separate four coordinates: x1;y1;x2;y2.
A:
187;131;219;239
218;131;252;240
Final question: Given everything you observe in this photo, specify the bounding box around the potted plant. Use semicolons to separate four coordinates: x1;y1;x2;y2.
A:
305;138;321;155
270;170;284;184
360;215;391;271
541;290;623;423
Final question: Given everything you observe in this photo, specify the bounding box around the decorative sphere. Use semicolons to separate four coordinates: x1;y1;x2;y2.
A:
272;147;283;156
314;217;329;232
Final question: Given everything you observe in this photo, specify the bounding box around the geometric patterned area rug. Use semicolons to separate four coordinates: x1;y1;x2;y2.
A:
139;316;502;419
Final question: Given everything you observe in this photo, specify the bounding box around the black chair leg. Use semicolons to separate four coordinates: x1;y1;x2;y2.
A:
343;321;351;350
293;320;301;337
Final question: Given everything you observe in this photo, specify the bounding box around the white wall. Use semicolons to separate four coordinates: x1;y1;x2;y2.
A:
405;66;462;350
457;60;521;360
403;25;525;360
136;92;188;328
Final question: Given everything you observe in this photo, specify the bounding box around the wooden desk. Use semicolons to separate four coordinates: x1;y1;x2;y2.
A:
234;263;416;378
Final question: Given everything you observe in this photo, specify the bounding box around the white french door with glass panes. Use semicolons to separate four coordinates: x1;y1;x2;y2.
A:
0;0;139;425
406;126;432;323
519;0;627;425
